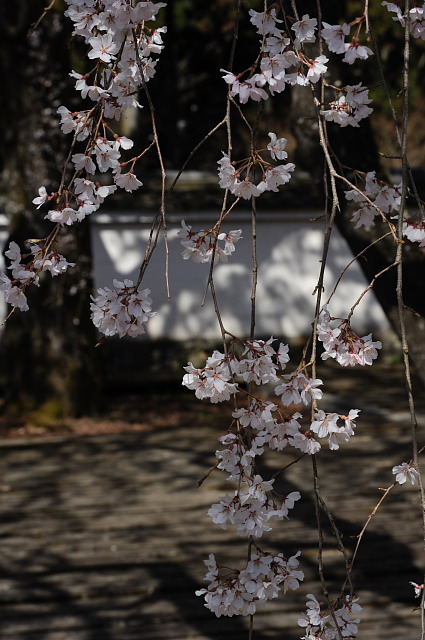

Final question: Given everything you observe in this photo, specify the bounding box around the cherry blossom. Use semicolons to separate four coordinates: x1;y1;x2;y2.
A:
259;162;296;192
232;177;263;198
292;14;317;48
299;594;362;639
267;132;288;160
1;239;77;314
321;22;350;54
196;551;304;617
383;2;425;40
410;581;424;598
310;409;360;450
33;251;76;277
45;206;80;226
88;33;119;63
249;8;282;37
343;41;374;65
208;466;301;536
217;150;295;199
382;2;404;24
69;71;110;101
403;219;425;246
318;308;382;366
114;169;143;192
0;275;29;312
306;55;328;83
344;171;402;229
57;106;92;140
90;279;155;338
32;186;49;209
177;219;242;264
182;350;239;403
3;5;419;635
392;462;420;485
71;152;96;174
321;83;373;127
275;371;323;406
238;337;285;385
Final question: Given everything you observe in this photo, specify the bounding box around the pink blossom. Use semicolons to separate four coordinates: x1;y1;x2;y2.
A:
88;34;119;63
292;14;317;48
267;132;288;160
114;169;143;192
393;462;420;485
321;21;350;54
343;41;374;64
32;186;49;209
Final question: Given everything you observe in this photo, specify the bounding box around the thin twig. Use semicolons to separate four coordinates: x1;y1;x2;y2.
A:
197;462;220;488
133;29;168;297
326;232;392;305
28;0;57;36
349;484;395;573
168;118;227;192
312;456;344;640
250;198;258;340
333;174;398;240
347;261;397;322
396;5;425;637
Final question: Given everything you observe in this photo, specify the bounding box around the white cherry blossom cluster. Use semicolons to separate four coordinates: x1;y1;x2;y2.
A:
45;0;167;226
210;427;301;533
196;551;304;617
217;133;295;200
208;470;301;537
65;0;166;117
0;274;29;313
318;307;382;366
235;368;357;455
234;399;319;455
182;338;291;403
402;217;425;246
221;9;329;104
0;241;76;312
2;2;166;318
182;350;239;403
183;340;342;456
321;20;373;64
187;330;364;619
239;337;290;384
275;370;323;406
214;432;257;480
220;6;376;131
392;462;420;485
177;221;242;263
310;409;360;450
90;278;155;338
383;1;425;40
344;170;402;228
298;593;362;639
320;83;373;127
34;179;118;226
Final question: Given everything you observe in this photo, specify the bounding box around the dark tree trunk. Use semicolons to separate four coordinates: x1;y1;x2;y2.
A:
330;198;425;388
290;52;425;389
0;2;103;419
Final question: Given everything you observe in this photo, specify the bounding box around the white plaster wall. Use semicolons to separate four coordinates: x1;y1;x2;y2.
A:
0;210;389;339
90;211;389;340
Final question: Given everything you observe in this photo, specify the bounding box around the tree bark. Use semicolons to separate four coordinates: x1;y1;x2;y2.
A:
290;76;425;390
0;2;103;419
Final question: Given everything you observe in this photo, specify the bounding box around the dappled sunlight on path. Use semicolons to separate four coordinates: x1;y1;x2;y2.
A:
0;362;424;639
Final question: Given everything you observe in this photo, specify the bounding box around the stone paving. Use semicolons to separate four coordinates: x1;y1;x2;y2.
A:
0;362;425;639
